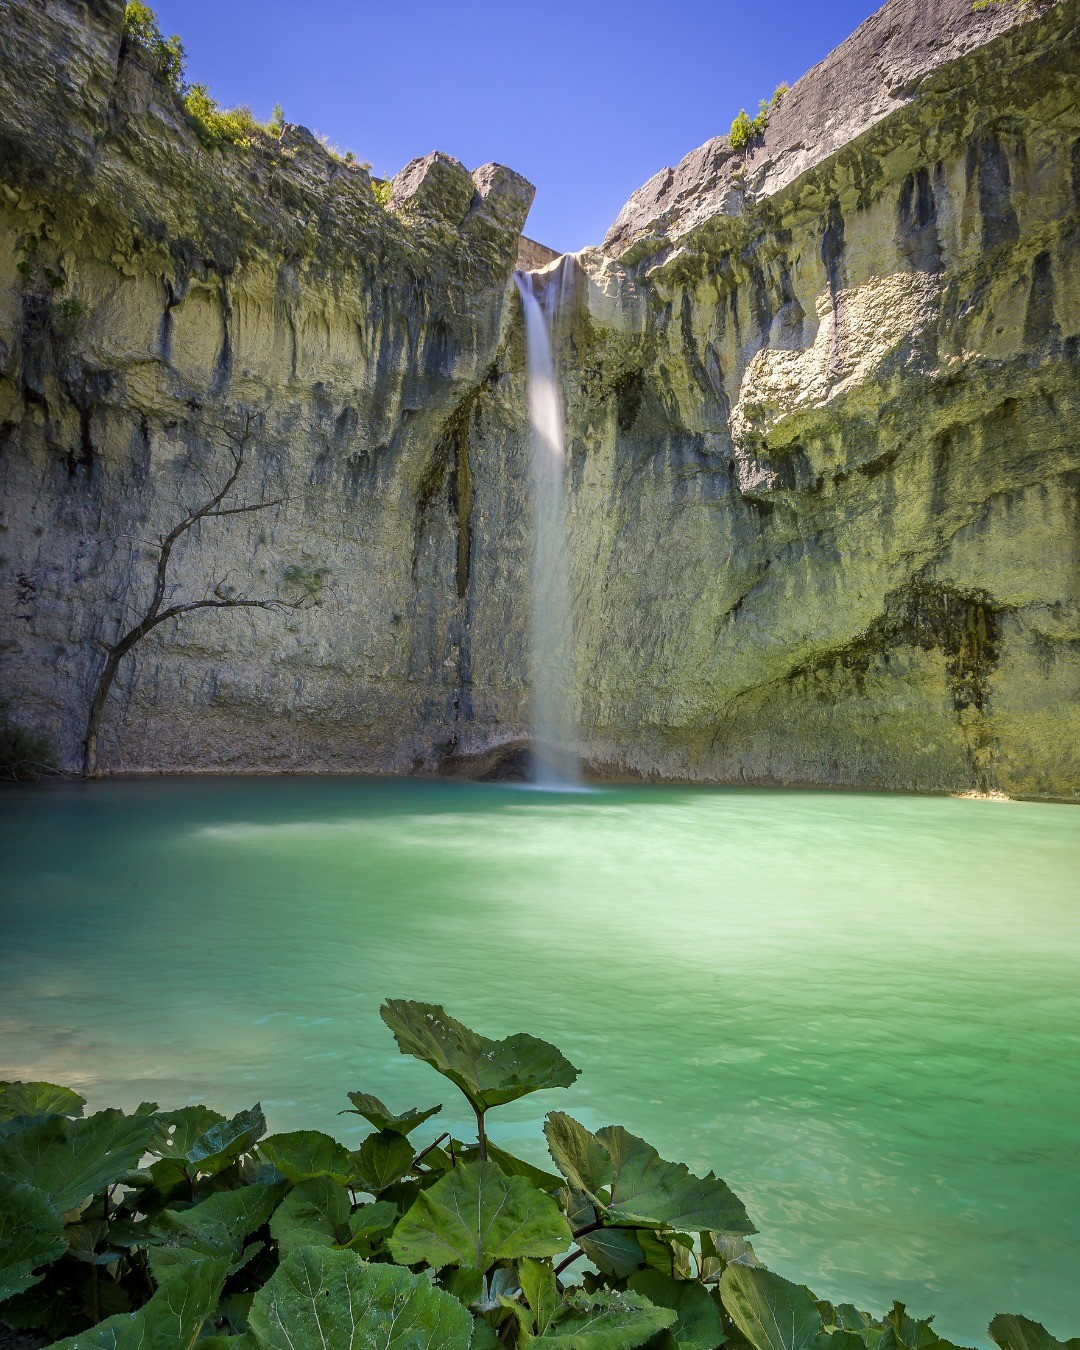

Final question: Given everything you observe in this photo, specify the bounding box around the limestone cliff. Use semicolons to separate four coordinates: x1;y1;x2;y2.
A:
0;0;533;774
1;0;1077;798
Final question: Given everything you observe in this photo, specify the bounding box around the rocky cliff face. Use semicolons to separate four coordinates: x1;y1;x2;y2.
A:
1;0;1077;798
0;0;533;774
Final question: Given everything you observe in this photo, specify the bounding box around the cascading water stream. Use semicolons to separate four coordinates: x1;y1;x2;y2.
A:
515;263;580;788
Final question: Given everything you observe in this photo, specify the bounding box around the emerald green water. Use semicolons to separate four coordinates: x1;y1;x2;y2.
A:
1;778;1077;1342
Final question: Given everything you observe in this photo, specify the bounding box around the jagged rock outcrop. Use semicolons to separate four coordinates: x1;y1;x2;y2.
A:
1;0;1077;798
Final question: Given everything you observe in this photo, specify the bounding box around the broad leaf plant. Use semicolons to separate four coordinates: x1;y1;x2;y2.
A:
0;1002;1074;1349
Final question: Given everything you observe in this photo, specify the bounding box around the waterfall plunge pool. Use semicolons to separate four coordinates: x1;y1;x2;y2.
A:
1;776;1077;1344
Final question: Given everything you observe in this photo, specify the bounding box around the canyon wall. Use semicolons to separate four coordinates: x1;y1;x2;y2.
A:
1;0;1077;797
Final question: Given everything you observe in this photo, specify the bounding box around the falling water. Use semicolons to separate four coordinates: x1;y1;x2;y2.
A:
515;262;580;788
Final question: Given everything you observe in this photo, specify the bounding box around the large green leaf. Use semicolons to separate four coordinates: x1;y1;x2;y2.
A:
817;1304;885;1350
531;1287;677;1350
148;1107;226;1162
0;1175;67;1302
879;1304;972;1350
343;1092;443;1135
719;1264;822;1350
184;1105;266;1175
546;1115;753;1235
545;1113;612;1195
0;1081;86;1123
637;1230;694;1282
700;1232;761;1284
390;1159;572;1270
0;1109;157;1214
519;1257;560;1336
346;1200;398;1253
268;1176;351;1254
48;1255;228;1348
628;1270;726;1350
352;1128;415;1193
145;1180;283;1283
257;1130;354;1185
241;1246;473;1349
381;1000;579;1111
989;1316;1080;1350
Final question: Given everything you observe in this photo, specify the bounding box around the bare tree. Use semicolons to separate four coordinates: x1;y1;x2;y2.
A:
83;412;296;776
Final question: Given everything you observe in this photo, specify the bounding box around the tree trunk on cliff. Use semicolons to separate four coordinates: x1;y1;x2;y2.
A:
82;413;293;777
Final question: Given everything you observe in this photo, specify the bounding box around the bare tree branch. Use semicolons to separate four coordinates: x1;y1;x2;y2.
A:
202;496;287;518
83;411;299;776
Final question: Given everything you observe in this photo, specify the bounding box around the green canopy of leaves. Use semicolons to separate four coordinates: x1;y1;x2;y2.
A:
0;996;1073;1350
183;1104;266;1175
49;1255;228;1348
628;1269;726;1350
0;1108;157;1213
148;1106;226;1162
352;1128;415;1193
146;1180;284;1283
0;1081;86;1124
268;1176;351;1255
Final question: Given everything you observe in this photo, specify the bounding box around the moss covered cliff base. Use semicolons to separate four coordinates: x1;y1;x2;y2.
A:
1;0;1077;798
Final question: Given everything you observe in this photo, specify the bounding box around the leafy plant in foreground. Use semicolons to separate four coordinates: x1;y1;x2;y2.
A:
0;1003;1076;1349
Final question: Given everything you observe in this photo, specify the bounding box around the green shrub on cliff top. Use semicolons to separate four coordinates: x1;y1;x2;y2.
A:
183;83;265;149
123;1;278;150
729;83;789;152
122;0;186;92
1;998;1075;1348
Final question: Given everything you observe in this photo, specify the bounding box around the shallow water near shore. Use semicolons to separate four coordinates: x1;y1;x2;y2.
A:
1;776;1077;1343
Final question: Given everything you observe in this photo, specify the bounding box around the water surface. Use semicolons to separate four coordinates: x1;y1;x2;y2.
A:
1;778;1077;1343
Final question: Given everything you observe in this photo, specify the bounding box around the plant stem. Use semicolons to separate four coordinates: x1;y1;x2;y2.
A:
474;1105;488;1161
413;1132;450;1168
571;1219;605;1240
554;1248;586;1278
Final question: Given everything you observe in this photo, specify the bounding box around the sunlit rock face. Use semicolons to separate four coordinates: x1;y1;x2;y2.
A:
462;0;1080;799
0;0;533;773
1;0;1077;797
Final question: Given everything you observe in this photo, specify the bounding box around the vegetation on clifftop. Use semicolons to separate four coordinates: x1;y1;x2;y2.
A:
729;85;789;152
121;1;279;148
0;1000;1075;1348
121;2;376;162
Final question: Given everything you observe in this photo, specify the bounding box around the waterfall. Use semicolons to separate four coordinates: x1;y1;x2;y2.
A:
515;262;580;788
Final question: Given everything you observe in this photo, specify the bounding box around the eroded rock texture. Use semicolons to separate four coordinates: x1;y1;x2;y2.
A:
1;0;1077;797
465;0;1080;800
0;0;533;772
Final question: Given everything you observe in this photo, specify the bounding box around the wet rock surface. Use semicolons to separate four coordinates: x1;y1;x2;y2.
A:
1;0;1077;798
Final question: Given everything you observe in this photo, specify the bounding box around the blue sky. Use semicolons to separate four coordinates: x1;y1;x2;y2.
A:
152;0;882;253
